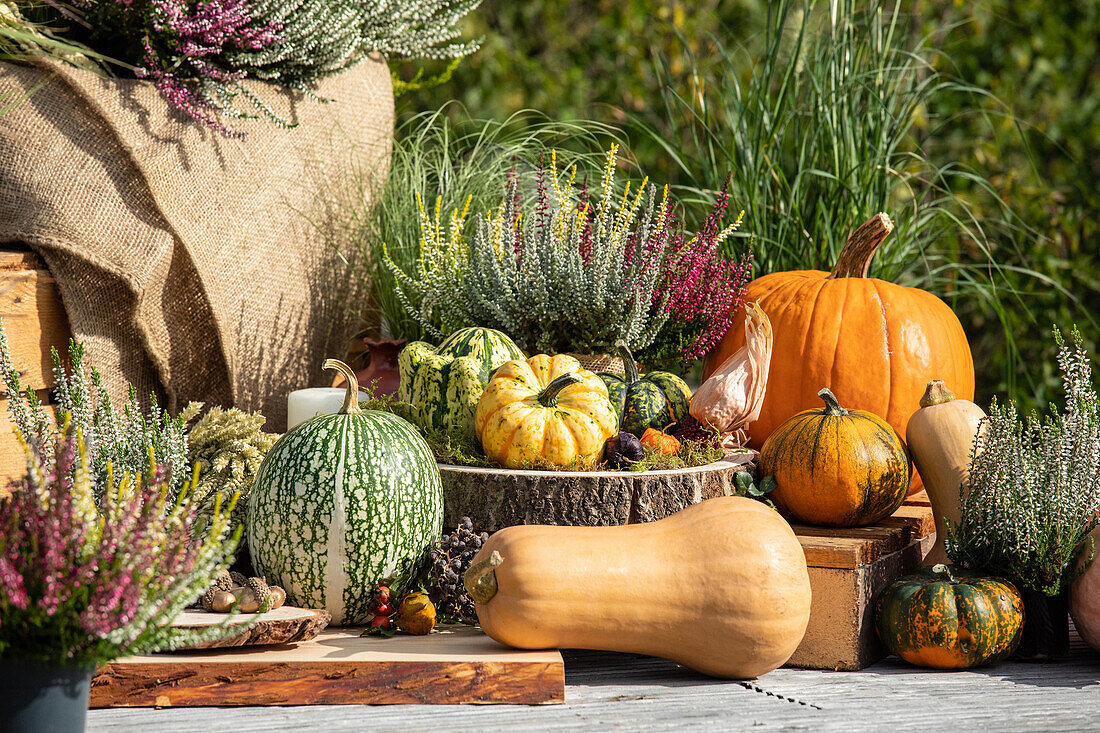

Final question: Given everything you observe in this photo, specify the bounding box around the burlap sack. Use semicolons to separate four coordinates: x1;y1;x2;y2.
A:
0;57;392;429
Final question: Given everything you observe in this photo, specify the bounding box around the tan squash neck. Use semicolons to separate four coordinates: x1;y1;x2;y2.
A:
919;380;957;408
465;551;503;604
828;213;894;279
323;359;363;415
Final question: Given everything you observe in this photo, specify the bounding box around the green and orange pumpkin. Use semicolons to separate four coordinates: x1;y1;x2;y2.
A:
759;388;911;527
876;564;1024;669
598;341;692;437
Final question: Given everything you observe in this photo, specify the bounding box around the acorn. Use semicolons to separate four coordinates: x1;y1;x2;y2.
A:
210;590;237;613
201;569;234;611
269;586;287;610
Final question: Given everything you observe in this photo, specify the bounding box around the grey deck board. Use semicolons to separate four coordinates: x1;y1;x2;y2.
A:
87;633;1100;732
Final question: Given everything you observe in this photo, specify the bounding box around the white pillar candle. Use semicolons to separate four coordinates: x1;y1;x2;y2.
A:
287;387;369;430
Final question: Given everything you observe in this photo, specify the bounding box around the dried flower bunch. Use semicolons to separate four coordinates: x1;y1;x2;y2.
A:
9;0;481;134
948;327;1100;595
386;145;750;358
187;406;280;539
0;420;241;668
0;320;196;501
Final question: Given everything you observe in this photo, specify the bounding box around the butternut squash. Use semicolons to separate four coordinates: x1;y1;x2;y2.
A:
464;497;811;679
904;380;987;566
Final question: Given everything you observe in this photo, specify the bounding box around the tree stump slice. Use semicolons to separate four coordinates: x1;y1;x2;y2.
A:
171;606;330;649
440;453;754;532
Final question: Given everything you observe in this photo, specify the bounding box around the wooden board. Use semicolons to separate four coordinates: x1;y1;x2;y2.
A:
171;607;331;650
786;493;934;670
441;453;754;531
0;246;71;493
90;624;564;708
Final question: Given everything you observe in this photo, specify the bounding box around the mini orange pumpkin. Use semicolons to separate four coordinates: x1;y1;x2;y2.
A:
640;428;681;456
759;388;911;527
703;214;975;494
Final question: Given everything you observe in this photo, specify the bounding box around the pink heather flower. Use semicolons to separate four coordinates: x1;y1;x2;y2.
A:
657;190;754;361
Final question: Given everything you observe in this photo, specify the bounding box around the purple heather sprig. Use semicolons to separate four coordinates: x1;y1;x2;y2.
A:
134;0;283;136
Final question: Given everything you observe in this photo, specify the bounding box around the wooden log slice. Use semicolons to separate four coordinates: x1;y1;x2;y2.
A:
170;606;331;650
441;453;754;532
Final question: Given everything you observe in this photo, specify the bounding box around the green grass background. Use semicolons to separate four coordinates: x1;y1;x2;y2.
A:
389;0;1099;414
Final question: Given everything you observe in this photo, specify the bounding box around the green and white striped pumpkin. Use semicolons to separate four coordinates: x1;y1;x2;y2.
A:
398;326;524;440
248;359;443;625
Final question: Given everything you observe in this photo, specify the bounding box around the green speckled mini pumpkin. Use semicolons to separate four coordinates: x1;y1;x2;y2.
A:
876;564;1024;669
399;327;524;440
248;360;443;625
598;341;692;437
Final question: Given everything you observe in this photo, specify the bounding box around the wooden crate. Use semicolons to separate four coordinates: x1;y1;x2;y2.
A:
91;623;564;707
0;247;71;493
786;492;934;671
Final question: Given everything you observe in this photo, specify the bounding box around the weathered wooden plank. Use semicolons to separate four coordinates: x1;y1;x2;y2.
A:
0;395;54;496
85;629;1100;733
91;624;564;707
0;261;71;393
0;248;41;271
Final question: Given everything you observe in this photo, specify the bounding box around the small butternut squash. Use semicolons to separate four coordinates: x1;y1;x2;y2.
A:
905;380;987;566
464;497;811;679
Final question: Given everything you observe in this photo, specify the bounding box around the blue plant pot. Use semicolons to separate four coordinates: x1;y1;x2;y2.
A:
0;659;92;733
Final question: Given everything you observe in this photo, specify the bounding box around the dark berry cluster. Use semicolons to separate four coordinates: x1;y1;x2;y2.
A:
671;415;719;445
429;517;488;620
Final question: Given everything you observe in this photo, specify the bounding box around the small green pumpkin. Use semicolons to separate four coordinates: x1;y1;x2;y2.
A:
398;327;525;440
875;564;1024;669
598;341;692;437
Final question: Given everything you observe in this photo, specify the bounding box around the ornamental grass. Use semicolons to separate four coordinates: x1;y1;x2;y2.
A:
0;422;242;669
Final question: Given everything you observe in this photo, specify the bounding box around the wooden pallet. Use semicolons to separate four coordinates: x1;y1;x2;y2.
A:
787;492;934;671
90;623;564;707
0;247;71;494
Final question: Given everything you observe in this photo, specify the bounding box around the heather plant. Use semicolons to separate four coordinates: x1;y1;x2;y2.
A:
16;0;481;134
346;106;615;342
947;327;1100;595
0;421;243;668
0;319;196;501
386;144;750;358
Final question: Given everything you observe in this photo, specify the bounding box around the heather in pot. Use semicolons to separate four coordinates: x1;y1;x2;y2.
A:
0;422;242;731
947;327;1100;660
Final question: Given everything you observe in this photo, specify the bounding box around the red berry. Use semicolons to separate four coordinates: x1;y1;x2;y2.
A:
376;586;391;602
375;602;394;616
370;615;391;629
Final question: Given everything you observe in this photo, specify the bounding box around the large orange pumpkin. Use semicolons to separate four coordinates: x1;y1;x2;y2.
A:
704;213;974;493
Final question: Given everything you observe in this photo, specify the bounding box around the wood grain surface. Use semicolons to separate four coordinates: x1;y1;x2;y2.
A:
91;624;564;708
441;453;755;531
86;628;1100;732
171;607;331;650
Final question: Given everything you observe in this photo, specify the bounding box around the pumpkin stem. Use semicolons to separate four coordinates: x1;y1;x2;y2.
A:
828;213;894;279
817;388;849;416
464;550;503;604
614;339;639;384
538;373;583;407
323;359;363;415
931;563;959;584
920;380;957;408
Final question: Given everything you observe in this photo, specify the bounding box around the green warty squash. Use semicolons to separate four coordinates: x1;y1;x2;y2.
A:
398;326;524;440
248;359;443;625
